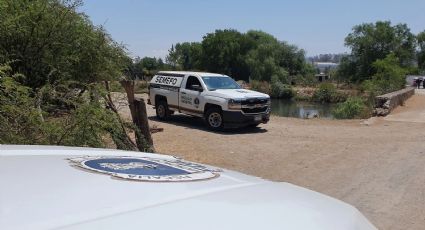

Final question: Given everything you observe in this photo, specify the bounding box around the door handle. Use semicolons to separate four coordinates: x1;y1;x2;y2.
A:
181;92;186;95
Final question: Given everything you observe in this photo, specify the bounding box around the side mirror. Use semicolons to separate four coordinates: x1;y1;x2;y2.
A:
191;84;203;92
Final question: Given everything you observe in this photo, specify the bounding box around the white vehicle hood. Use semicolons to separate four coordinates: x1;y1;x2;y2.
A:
0;145;376;230
205;89;269;100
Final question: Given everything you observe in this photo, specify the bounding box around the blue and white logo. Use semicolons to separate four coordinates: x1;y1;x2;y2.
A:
69;156;221;182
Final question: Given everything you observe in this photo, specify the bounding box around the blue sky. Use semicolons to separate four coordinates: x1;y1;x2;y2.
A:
81;0;425;59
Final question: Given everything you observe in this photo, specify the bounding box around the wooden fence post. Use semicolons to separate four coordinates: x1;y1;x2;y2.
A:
133;97;155;152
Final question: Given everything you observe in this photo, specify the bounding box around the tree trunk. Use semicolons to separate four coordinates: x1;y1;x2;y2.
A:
120;80;136;121
120;80;155;152
133;98;155;152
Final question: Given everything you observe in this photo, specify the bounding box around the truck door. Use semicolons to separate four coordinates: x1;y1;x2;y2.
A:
179;75;204;116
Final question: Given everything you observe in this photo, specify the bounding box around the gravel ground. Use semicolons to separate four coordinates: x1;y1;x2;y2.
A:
115;91;425;230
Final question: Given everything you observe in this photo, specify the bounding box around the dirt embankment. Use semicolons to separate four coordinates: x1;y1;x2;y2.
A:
115;91;425;230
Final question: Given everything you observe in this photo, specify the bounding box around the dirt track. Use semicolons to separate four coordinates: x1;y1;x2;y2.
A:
116;91;425;230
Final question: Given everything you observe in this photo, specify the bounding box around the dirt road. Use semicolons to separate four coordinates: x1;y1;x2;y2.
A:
117;91;425;230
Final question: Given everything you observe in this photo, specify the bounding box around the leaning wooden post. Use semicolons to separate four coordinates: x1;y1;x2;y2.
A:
120;80;136;120
133;97;155;152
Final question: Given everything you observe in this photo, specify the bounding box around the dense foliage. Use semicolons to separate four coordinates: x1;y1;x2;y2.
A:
312;83;347;103
0;0;127;89
166;29;314;82
339;21;416;83
0;0;138;149
0;64;129;147
362;54;408;95
249;78;295;99
417;31;425;73
125;56;167;80
270;81;295;99
332;97;369;119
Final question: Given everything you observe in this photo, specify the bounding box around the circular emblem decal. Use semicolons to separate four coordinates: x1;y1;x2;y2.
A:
69;156;221;182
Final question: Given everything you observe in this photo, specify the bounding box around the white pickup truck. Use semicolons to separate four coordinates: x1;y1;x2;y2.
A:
148;71;271;130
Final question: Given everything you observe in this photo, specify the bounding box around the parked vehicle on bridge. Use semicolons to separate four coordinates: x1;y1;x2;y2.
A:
0;145;377;230
148;71;271;130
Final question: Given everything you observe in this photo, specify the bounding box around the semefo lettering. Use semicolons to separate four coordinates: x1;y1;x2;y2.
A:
155;76;178;86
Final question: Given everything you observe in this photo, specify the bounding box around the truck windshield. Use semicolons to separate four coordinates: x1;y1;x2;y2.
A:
201;76;241;90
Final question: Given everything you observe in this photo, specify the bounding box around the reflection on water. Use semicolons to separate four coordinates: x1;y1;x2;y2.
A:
271;99;336;119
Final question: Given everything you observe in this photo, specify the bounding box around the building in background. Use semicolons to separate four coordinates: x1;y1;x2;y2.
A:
313;62;339;82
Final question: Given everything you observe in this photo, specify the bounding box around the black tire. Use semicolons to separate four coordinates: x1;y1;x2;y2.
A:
205;107;224;131
156;100;170;120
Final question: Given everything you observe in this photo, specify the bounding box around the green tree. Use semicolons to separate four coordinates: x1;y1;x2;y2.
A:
0;0;126;89
0;0;147;150
245;31;286;82
126;56;169;79
337;55;357;83
0;64;44;144
417;31;425;73
341;21;416;82
164;29;314;83
363;53;407;95
166;42;202;70
200;29;253;81
0;64;126;147
245;30;313;83
277;42;311;76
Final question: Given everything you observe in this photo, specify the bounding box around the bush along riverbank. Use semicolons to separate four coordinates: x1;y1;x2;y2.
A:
332;97;371;119
250;80;296;99
248;79;421;120
248;80;376;119
312;83;348;103
250;81;352;101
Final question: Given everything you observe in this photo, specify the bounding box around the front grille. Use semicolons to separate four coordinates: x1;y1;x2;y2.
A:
242;107;268;114
241;98;268;106
241;97;269;114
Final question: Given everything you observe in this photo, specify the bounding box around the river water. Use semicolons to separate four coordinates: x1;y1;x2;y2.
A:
271;99;337;119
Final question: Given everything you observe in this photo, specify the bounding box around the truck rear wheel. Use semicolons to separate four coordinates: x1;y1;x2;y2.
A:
156;100;170;120
205;108;224;131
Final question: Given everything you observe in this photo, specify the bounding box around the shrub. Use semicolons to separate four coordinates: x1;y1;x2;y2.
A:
249;80;271;94
0;71;44;144
270;81;295;99
313;83;347;103
332;97;370;119
362;54;408;96
313;83;336;102
0;64;131;148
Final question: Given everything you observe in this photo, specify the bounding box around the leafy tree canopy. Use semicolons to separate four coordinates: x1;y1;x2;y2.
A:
417;31;425;73
0;0;127;89
0;0;136;149
340;21;416;83
166;42;202;71
165;29;313;82
363;53;408;95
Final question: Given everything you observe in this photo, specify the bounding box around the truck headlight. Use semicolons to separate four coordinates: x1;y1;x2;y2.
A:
266;98;271;105
228;99;242;110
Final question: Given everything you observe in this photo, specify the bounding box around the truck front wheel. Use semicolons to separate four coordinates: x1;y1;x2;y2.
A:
205;108;224;131
156;100;170;120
